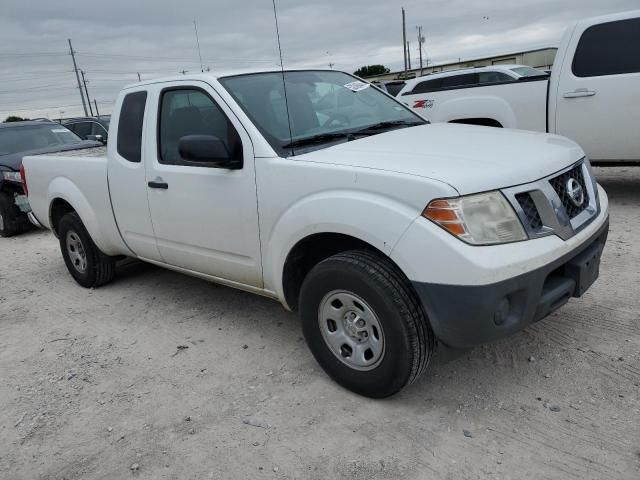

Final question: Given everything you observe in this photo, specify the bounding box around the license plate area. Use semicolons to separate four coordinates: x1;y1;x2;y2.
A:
564;241;604;297
14;194;31;213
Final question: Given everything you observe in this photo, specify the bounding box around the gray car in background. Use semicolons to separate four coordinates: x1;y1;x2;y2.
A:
62;115;110;144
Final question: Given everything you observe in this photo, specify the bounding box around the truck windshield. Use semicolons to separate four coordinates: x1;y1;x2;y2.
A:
0;124;82;156
219;70;426;155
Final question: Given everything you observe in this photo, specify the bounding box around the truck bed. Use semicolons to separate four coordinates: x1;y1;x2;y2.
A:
23;147;130;256
403;77;549;132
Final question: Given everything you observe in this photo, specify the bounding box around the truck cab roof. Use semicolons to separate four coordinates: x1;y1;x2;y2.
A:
121;68;337;90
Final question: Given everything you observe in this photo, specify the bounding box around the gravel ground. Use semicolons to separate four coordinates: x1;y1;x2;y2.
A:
0;167;639;480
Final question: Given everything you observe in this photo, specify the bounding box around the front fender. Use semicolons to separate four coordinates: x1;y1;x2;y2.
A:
264;189;421;300
434;95;516;128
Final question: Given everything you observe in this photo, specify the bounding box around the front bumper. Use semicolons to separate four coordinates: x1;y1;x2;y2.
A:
411;217;609;349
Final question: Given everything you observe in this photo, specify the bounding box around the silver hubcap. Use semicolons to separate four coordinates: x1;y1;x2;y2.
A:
318;290;385;371
66;230;87;274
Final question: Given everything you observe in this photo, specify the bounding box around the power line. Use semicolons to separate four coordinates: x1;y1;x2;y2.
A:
0;85;77;94
0;52;67;58
0;103;82;113
0;71;73;80
77;52;275;64
0;100;115;113
0;82;124;98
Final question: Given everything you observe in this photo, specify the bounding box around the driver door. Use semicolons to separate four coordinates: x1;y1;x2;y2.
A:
143;82;263;287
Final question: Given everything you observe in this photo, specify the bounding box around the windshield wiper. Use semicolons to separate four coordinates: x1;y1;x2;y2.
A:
281;120;425;150
281;132;354;149
352;120;425;136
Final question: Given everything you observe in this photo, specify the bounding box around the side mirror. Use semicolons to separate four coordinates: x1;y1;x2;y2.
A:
178;135;242;169
87;134;106;144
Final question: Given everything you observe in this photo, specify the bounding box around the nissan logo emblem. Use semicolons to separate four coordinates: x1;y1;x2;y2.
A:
566;178;584;207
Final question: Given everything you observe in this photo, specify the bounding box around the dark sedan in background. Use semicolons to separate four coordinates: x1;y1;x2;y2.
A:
0;120;100;236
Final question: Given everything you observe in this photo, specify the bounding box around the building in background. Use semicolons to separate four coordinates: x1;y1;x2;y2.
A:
365;47;557;81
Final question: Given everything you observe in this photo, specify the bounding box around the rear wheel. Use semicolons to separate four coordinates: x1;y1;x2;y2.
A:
299;250;434;398
58;212;115;287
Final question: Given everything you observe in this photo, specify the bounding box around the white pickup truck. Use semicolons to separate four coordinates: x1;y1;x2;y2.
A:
24;69;609;397
399;10;640;164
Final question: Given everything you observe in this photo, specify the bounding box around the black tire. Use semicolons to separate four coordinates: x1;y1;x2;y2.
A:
299;250;435;398
58;212;116;288
0;192;25;237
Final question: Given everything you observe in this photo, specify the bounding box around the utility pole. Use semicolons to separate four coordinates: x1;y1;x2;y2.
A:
137;72;141;82
68;39;88;116
93;99;100;116
417;26;425;75
402;8;407;78
80;70;93;116
407;41;412;70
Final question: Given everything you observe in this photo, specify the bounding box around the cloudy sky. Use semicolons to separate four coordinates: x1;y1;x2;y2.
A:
1;0;637;120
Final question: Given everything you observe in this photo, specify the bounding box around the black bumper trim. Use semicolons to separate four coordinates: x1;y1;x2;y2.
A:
412;217;609;349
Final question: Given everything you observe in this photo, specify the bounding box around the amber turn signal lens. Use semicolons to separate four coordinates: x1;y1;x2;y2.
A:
423;207;458;222
439;222;466;236
422;198;468;238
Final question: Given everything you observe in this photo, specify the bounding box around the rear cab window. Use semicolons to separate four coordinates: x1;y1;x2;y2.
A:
477;72;514;84
407;78;442;94
441;73;477;88
406;70;516;95
117;91;147;162
572;18;640;77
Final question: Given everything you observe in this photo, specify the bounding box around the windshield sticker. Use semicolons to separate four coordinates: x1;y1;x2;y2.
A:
51;128;69;132
343;81;370;92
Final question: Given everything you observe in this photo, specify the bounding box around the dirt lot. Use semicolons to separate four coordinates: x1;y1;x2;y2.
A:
0;167;638;480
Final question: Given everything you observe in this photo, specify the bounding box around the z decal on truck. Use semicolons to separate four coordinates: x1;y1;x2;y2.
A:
413;99;433;109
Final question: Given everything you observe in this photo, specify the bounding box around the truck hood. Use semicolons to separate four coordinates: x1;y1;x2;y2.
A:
295;123;584;195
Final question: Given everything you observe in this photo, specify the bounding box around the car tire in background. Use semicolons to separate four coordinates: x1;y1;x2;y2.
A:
299;249;435;398
0;192;23;237
58;212;116;288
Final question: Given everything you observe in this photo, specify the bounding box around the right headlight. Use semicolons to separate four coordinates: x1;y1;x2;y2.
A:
422;191;527;245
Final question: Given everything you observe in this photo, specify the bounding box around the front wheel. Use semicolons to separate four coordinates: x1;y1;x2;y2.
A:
58;212;116;288
299;250;434;398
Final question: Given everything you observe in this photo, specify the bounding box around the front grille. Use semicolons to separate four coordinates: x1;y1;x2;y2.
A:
549;164;590;219
516;192;543;231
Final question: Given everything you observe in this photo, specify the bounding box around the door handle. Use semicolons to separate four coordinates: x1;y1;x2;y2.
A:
148;180;168;189
563;89;596;98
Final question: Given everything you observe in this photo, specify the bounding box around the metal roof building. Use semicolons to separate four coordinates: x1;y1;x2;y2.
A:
365;47;557;81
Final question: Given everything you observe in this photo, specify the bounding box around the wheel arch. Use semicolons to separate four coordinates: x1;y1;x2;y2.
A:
434;95;516;128
281;232;407;312
45;176;125;255
264;189;428;310
49;198;76;237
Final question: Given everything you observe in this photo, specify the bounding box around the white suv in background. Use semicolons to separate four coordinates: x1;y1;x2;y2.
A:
398;64;547;117
396;10;640;164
